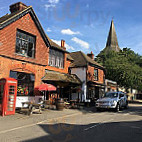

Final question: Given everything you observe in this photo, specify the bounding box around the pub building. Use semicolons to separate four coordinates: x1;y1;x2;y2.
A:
0;2;81;108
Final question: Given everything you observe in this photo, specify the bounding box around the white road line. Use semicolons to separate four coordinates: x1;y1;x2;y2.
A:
84;123;102;131
130;126;141;129
0;112;82;135
84;119;114;131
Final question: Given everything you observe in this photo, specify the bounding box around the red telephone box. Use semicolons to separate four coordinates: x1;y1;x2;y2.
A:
0;78;17;117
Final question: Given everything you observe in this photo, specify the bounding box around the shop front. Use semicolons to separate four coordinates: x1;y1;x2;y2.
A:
9;70;42;108
42;70;81;101
87;81;105;101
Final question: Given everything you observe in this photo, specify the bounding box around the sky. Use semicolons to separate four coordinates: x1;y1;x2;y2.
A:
0;0;142;56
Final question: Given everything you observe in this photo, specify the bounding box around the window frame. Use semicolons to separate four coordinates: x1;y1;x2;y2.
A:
94;69;98;81
48;48;64;69
15;29;36;58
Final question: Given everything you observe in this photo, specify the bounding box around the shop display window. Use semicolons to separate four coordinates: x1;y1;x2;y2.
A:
10;71;35;96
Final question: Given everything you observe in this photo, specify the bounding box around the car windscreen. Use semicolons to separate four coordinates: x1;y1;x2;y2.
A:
104;92;118;98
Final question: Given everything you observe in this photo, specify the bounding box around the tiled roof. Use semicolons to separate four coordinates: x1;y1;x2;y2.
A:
42;70;81;84
67;54;74;61
0;7;31;24
70;51;104;69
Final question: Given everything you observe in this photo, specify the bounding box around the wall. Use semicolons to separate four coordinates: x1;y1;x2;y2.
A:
0;13;49;66
87;65;104;84
46;54;70;74
71;67;87;101
0;56;46;87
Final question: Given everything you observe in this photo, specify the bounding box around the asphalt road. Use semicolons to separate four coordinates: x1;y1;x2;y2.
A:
0;104;142;142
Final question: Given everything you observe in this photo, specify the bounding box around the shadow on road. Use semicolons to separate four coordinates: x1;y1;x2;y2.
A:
24;120;142;142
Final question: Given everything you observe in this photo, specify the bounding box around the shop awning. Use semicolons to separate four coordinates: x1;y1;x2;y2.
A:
42;70;81;85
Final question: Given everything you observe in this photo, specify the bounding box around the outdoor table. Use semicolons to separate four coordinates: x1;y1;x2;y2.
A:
63;98;68;102
69;100;77;106
21;102;42;115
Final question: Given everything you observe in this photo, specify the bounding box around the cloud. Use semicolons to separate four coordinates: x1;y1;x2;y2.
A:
61;29;81;35
71;37;89;49
44;0;59;9
51;39;75;50
46;28;52;32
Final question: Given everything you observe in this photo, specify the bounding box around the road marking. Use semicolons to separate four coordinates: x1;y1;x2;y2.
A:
130;126;141;129
84;119;114;131
0;112;82;135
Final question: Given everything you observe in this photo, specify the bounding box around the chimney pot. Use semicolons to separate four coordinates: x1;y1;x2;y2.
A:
61;40;65;48
10;2;28;13
87;51;94;60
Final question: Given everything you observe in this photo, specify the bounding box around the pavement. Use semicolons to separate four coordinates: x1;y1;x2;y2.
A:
0;104;142;142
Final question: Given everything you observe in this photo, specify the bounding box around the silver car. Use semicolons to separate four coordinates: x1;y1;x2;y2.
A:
96;92;128;112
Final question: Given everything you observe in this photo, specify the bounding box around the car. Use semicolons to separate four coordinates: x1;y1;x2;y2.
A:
96;91;128;112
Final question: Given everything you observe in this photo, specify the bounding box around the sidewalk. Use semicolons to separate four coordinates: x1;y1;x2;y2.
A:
0;107;93;133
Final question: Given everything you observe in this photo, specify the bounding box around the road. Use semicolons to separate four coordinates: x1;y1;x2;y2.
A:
0;104;142;142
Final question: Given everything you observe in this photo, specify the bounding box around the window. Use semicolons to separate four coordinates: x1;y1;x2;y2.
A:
16;30;36;58
48;48;64;68
0;84;4;104
94;69;98;81
10;71;35;96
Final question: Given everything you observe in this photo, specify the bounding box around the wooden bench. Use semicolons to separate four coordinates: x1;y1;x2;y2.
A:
21;102;42;115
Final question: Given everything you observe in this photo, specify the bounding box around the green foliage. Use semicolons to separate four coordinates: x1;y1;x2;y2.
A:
96;48;142;91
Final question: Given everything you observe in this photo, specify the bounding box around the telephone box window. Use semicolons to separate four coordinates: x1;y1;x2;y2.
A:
0;85;4;104
16;30;36;58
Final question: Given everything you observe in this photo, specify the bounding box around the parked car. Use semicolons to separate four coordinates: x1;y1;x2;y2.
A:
96;92;128;112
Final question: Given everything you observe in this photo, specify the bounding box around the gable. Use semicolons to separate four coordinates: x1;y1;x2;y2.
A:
0;11;49;66
0;6;50;48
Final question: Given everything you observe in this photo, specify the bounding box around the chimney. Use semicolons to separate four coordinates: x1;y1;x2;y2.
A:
10;2;28;13
61;40;65;48
87;51;94;60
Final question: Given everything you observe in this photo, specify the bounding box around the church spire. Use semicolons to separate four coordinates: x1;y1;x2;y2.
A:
104;20;121;52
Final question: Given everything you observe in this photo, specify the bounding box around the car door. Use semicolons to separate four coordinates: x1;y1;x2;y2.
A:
119;93;125;107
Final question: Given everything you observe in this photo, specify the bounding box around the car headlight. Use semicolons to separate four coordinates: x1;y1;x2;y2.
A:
110;100;116;106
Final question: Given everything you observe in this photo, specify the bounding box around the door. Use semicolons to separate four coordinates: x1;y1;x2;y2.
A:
5;84;17;115
119;94;125;107
95;87;99;99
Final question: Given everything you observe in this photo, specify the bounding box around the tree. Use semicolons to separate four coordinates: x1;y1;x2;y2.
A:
96;48;142;91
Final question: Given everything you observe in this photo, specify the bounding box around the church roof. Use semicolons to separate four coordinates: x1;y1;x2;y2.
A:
102;20;121;53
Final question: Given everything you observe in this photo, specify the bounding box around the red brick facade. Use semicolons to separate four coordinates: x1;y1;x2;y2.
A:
87;65;105;84
0;12;70;87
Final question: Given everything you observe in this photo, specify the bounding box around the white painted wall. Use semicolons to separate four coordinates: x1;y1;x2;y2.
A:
71;67;89;102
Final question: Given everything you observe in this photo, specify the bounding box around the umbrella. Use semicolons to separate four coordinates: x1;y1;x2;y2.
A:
36;84;56;91
35;84;57;101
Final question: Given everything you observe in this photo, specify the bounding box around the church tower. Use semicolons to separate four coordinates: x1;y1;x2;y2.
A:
103;20;121;53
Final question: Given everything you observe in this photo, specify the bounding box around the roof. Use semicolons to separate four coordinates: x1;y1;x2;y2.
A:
46;35;67;52
42;70;81;84
69;51;104;69
102;20;121;53
0;6;51;48
67;54;74;61
0;6;30;25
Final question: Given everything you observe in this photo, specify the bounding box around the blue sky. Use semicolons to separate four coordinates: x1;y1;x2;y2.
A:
0;0;142;56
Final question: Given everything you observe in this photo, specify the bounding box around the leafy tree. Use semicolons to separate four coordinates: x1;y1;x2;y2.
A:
96;48;142;91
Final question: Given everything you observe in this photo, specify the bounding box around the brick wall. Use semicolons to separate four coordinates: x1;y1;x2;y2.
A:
87;65;104;84
0;13;49;66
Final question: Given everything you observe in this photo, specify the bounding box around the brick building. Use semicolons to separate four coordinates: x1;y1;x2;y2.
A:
69;51;105;102
0;2;81;107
